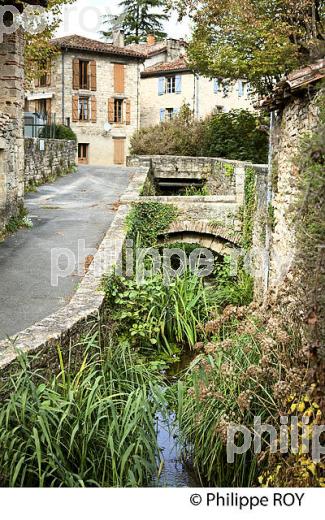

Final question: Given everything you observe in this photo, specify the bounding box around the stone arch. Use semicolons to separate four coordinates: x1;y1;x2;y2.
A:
157;221;242;256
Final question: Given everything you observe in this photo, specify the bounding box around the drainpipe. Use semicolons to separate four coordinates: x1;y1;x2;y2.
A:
194;73;199;118
264;110;275;298
61;49;66;124
137;60;141;130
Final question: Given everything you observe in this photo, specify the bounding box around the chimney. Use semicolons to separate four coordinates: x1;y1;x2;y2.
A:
147;34;156;46
112;29;125;47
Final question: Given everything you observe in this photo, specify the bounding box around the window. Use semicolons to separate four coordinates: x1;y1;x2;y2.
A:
35;61;51;87
165;108;174;121
79;60;89;89
78;143;89;164
36;99;47;115
165;76;176;94
78;96;89;121
114;99;124;123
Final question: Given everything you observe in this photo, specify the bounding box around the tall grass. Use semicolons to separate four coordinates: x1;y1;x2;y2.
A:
0;331;165;487
175;319;283;486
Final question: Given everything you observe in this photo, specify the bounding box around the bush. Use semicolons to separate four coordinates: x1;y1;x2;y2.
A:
39;124;77;141
130;105;268;163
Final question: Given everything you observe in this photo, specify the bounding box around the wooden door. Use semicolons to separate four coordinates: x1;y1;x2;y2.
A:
114;139;125;165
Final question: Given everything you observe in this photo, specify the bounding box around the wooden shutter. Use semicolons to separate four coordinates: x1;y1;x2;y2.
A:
114;63;125;94
72;95;79;122
91;96;97;122
73;58;80;90
46;61;51;87
34;74;40;88
90;60;97;91
125;99;131;125
108;97;115;123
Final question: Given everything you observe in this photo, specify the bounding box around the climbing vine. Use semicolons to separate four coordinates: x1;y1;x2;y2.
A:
126;202;178;246
242;166;257;250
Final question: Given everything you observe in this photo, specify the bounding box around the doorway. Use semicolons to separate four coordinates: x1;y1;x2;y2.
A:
78;143;89;165
113;138;125;165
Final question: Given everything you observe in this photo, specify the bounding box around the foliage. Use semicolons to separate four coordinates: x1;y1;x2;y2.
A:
183;185;210;196
174;303;304;486
242;166;257;250
202;110;269;163
171;0;325;95
101;0;168;44
131;106;268;163
104;270;210;354
0;331;164;487
126;201;178;246
39;124;77;141
4;206;33;236
210;258;254;308
24;0;75;84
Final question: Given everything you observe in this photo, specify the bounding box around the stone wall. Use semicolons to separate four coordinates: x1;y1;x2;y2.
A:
268;90;321;288
0;31;25;232
24;138;77;188
128;154;268;200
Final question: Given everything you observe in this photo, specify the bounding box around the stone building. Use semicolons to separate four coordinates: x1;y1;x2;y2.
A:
26;34;144;166
0;0;47;233
262;58;325;290
130;35;254;128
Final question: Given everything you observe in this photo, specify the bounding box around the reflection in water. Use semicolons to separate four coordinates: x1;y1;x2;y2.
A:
153;411;200;488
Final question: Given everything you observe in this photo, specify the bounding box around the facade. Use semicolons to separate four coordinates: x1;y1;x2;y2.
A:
26;35;144;166
0;0;48;232
140;56;254;128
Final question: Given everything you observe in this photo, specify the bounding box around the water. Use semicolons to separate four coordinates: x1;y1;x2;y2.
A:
151;348;201;487
153;411;201;487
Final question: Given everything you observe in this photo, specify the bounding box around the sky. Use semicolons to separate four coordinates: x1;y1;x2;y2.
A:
55;0;191;41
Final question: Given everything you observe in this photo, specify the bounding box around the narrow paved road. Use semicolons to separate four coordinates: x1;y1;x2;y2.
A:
0;166;134;339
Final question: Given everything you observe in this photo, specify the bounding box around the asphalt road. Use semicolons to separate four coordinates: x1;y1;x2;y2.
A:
0;165;134;339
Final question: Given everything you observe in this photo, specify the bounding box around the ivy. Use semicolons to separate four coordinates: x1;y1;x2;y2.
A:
126;202;178;246
242;166;257;250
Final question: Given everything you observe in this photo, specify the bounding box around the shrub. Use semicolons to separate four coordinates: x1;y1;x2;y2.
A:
39;124;77;141
130;105;268;163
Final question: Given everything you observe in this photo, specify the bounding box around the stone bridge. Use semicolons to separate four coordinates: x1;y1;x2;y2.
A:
157;220;241;256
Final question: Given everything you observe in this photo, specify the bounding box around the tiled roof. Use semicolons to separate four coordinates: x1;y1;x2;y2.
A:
127;41;168;57
51;35;144;59
141;57;191;77
261;59;325;109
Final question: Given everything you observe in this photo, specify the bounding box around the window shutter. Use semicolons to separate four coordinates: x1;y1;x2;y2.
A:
158;77;164;95
35;75;40;88
114;64;125;93
125;99;131;125
72;95;79;122
73;58;80;90
108;98;115;123
238;80;244;97
90;60;97;91
160;108;165;122
175;75;182;94
214;79;219;94
91;96;97;122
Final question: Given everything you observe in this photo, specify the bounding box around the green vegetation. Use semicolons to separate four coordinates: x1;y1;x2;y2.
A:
2;206;33;238
131;106;268;163
39;124;77;141
242;166;256;250
0;331;164;487
172;0;324;95
102;0;168;44
126;202;178;246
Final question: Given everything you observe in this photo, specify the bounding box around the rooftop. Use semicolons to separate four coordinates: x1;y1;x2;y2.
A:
262;58;325;109
128;38;186;58
51;35;144;60
141;57;191;77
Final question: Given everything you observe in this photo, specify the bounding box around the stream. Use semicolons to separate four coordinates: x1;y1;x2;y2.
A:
151;350;202;487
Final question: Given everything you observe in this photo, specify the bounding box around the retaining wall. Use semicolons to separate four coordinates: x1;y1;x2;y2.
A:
24;138;77;189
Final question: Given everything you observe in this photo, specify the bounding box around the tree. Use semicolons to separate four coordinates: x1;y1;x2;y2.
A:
24;0;74;84
102;0;168;44
171;0;325;94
